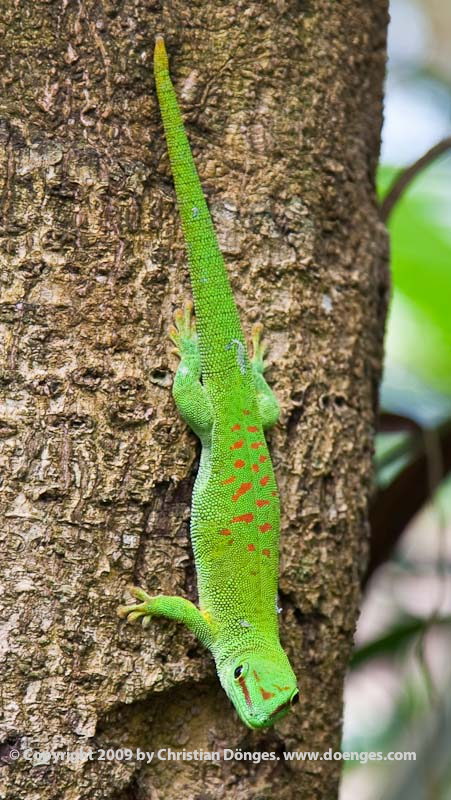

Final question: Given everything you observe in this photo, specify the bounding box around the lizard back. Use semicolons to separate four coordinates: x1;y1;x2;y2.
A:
192;377;281;640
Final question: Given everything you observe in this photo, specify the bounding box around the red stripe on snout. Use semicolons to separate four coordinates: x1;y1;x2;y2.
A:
238;676;252;708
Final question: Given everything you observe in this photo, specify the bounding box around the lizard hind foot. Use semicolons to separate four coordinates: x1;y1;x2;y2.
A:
251;322;268;374
168;300;198;357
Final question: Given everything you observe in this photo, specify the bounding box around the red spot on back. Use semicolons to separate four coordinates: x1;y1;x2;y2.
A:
251;441;264;450
251;464;259;473
260;476;269;486
259;455;267;463
232;513;254;524
260;687;275;700
247;425;258;432
262;548;271;557
243;409;251;415
271;491;278;496
222;476;235;485
231;423;241;431
232;482;253;502
259;525;272;534
230;440;244;450
219;528;231;536
234;459;245;468
247;543;256;552
256;500;270;508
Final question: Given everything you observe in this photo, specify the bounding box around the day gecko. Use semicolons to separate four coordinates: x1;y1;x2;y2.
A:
118;36;299;729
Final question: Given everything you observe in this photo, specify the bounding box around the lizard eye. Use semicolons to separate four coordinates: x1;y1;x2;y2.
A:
234;663;248;679
290;690;300;706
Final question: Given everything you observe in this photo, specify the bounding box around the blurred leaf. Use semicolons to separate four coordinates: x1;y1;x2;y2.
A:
351;615;451;669
378;163;451;407
368;421;451;582
378;688;451;800
375;431;416;488
381;362;451;428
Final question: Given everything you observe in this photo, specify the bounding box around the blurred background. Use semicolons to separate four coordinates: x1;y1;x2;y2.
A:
340;1;451;798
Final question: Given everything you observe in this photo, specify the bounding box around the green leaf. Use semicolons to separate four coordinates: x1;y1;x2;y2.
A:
351;615;451;669
375;431;416;488
378;163;451;416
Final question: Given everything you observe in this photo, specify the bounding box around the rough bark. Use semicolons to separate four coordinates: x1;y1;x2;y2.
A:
0;2;388;799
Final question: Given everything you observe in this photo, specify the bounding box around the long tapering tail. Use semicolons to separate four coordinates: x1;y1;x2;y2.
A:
154;36;247;378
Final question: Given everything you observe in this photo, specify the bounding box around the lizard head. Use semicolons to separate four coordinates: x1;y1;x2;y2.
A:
218;646;299;729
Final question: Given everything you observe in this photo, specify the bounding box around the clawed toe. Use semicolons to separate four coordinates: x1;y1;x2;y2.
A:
126;584;153;603
117;585;154;626
168;301;197;352
251;322;268;371
117;601;146;621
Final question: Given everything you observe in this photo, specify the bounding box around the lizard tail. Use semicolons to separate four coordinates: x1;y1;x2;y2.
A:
154;36;246;378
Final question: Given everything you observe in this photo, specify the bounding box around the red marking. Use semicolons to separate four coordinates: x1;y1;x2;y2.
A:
247;425;258;432
259;524;272;533
231;423;241;431
219;528;231;536
256;500;270;508
275;685;290;691
262;548;271;557
232;482;252;502
253;670;261;681
251;441;264;450
270;700;291;717
230;440;244;450
259;455;267;463
238;676;252;707
222;476;236;485
247;543;256;552
260;476;269;487
260;687;275;700
271;491;278;496
251;464;259;473
232;513;254;524
234;459;245;468
243;409;251;415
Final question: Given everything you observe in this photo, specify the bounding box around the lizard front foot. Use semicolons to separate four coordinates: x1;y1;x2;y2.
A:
117;586;215;646
117;585;155;628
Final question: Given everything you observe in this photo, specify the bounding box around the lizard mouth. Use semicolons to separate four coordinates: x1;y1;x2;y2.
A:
244;704;291;729
242;699;292;729
270;700;291;720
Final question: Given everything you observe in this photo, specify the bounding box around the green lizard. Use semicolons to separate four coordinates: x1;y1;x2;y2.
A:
117;35;299;729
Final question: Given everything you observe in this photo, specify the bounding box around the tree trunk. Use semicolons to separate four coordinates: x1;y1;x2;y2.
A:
0;2;388;799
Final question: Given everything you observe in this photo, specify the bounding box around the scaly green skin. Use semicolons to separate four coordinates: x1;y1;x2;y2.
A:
117;36;299;729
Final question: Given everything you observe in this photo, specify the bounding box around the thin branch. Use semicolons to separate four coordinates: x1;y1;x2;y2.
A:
366;419;451;586
380;136;451;223
378;411;423;435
